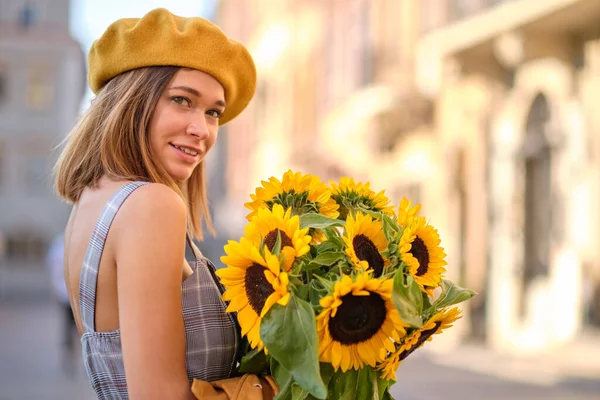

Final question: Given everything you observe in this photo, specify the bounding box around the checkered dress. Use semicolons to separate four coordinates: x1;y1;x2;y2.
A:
79;182;239;399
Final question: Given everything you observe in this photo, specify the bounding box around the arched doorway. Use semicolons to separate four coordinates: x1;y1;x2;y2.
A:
520;93;552;317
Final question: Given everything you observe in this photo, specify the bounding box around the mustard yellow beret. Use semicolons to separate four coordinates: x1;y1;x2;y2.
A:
88;8;256;125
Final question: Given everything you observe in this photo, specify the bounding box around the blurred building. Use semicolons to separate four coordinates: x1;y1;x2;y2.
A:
417;0;600;353
216;0;600;354
0;0;85;262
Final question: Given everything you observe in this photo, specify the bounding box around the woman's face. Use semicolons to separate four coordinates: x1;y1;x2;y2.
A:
148;68;225;182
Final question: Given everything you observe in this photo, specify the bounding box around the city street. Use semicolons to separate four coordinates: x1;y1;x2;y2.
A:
1;265;599;400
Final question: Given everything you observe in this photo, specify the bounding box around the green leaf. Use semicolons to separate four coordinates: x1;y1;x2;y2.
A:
261;295;327;399
271;357;289;382
303;252;344;271
375;371;392;400
238;347;269;374
308;280;329;307
433;279;477;309
273;230;283;256
323;229;345;248
300;213;345;229
328;367;376;400
301;263;327;272
315;240;340;253
272;359;293;400
421;291;433;314
275;378;294;400
291;384;309;400
294;284;310;301
392;270;423;328
355;208;382;220
319;363;335;387
381;215;398;243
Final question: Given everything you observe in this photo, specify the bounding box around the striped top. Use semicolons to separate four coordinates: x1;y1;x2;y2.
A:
79;181;239;399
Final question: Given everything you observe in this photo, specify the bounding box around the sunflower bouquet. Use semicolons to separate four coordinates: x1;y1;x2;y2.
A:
216;170;476;400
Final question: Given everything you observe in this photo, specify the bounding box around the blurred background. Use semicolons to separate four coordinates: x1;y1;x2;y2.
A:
1;0;600;399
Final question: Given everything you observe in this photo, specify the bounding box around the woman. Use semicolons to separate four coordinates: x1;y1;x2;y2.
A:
54;8;256;399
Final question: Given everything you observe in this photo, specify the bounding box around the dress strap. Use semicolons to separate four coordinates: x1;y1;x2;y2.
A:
79;181;150;333
185;234;202;261
185;235;227;295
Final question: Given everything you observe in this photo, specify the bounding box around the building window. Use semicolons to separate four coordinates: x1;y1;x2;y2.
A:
0;62;6;106
5;229;47;261
26;62;54;110
18;3;37;29
0;140;5;188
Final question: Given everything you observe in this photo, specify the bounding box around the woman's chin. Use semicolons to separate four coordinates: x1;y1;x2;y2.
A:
166;168;194;183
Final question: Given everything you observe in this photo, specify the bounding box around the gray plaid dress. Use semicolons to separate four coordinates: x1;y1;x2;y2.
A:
79;181;239;399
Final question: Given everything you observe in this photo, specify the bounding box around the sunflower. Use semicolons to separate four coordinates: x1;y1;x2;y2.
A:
244;204;312;271
397;197;422;227
244;170;339;221
399;216;447;295
343;212;390;277
317;274;408;372
378;307;462;381
217;238;290;351
330;177;395;220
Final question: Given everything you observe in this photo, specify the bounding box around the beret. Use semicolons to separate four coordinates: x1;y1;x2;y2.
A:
88;8;256;125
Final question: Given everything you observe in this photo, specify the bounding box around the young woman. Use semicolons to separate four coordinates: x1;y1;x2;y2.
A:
54;8;256;399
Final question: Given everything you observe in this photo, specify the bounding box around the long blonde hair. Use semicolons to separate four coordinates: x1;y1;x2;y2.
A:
54;66;214;240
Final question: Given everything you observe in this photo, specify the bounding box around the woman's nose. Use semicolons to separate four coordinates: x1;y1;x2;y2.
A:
186;116;210;140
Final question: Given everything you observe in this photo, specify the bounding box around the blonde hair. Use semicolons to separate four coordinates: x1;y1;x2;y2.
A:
54;66;214;240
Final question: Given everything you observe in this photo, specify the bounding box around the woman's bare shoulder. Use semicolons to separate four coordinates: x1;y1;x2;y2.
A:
121;183;185;217
111;183;187;241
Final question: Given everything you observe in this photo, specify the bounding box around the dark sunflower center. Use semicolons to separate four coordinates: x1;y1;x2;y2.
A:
353;234;384;277
410;237;430;276
264;229;293;251
245;264;275;315
398;321;442;361
328;293;387;345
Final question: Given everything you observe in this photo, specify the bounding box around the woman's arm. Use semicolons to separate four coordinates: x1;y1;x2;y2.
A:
113;183;196;400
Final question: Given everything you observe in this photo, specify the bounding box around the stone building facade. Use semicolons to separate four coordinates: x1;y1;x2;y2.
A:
216;0;600;354
0;0;85;261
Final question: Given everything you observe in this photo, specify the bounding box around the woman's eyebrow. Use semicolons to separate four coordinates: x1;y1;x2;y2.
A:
168;86;226;107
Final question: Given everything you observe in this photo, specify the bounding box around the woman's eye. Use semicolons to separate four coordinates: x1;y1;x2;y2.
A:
172;96;191;107
207;109;223;119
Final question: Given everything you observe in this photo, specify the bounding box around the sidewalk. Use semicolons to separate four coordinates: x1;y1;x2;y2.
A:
392;353;600;400
425;334;600;386
0;300;96;400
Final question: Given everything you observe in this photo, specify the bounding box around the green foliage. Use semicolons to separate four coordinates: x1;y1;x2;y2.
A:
225;173;480;400
392;270;423;328
238;347;270;375
433;279;477;310
261;295;327;399
303;252;345;271
272;230;282;256
300;213;345;229
327;367;378;400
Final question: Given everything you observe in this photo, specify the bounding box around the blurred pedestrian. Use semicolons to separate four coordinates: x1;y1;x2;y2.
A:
45;232;78;376
53;8;256;399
